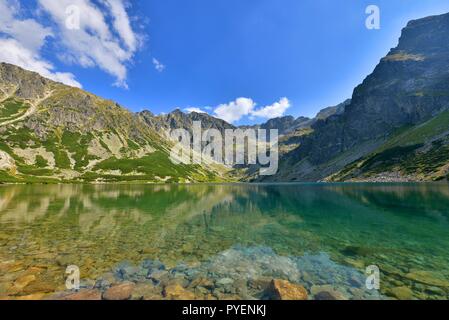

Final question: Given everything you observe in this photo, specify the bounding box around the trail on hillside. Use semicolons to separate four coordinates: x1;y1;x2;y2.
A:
0;90;53;127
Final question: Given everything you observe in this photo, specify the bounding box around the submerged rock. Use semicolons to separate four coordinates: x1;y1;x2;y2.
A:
59;289;102;300
12;274;36;291
131;283;162;300
141;259;165;272
404;271;449;287
387;286;414;300
189;277;214;290
311;285;348;300
16;293;47;300
267;279;308;300
163;284;196;300
103;282;135;300
114;263;147;282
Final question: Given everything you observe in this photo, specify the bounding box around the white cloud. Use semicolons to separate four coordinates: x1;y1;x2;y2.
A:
0;0;52;51
251;97;291;118
103;0;139;52
152;58;165;72
38;0;141;88
212;97;290;123
214;97;256;124
0;0;81;87
184;107;206;114
0;38;81;87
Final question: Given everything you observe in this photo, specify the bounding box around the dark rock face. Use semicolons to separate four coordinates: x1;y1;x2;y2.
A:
276;12;449;180
315;99;350;121
0;63;51;100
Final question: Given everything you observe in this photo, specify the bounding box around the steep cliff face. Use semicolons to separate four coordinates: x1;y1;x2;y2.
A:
266;12;449;182
0;63;228;183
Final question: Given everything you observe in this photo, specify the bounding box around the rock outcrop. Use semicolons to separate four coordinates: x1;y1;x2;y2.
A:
261;12;449;182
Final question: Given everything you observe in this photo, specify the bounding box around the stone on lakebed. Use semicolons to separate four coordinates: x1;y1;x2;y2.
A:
311;285;348;300
387;286;414;300
404;271;449;287
103;282;135;300
163;284;196;300
267;279;308;300
59;289;102;300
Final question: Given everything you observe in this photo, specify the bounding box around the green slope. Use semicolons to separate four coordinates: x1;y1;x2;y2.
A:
329;111;449;182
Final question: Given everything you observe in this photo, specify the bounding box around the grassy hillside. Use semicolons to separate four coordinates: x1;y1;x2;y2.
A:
328;111;449;182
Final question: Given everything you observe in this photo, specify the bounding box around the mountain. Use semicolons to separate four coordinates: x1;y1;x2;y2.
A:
0;63;229;183
315;99;350;121
139;109;236;136
258;12;449;182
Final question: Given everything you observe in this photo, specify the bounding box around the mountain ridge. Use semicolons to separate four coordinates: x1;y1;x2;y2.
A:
0;63;230;183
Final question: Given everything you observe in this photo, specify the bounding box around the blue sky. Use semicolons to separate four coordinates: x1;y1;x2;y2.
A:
2;0;449;124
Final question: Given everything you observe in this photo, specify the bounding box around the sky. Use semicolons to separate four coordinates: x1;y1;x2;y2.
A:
1;0;449;125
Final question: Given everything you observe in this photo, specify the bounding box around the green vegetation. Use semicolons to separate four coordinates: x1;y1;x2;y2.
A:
16;165;54;176
0;98;29;119
61;131;99;169
360;144;423;173
40;132;71;169
0;169;61;184
35;155;48;168
99;139;111;152
402;140;449;176
381;110;449;150
331;110;449;181
0;171;19;183
5;127;39;149
0;140;23;162
126;139;141;151
94;151;193;177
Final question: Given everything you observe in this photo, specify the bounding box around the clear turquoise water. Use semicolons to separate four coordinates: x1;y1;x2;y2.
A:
0;183;448;300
